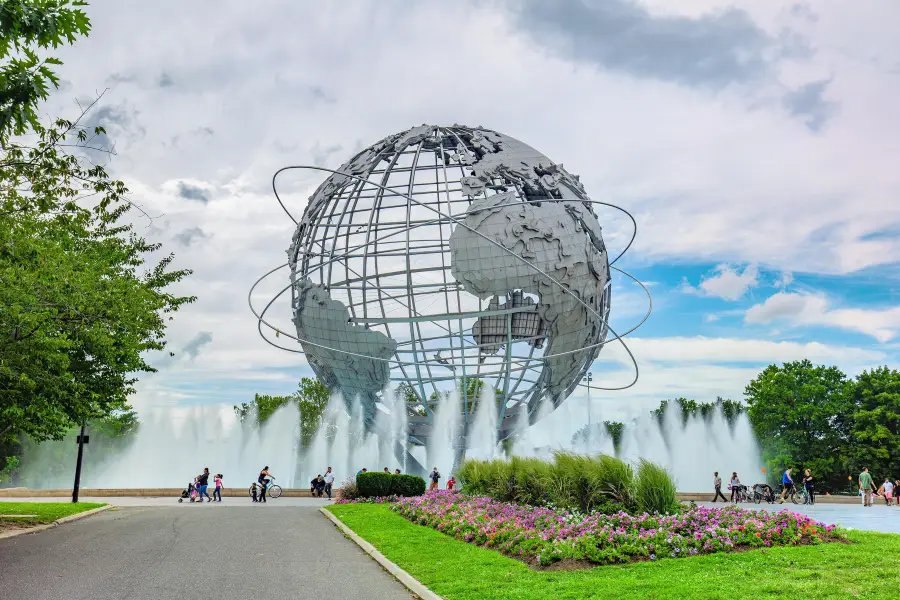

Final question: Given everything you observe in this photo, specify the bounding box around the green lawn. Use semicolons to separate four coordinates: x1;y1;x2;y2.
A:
327;504;900;600
0;501;106;526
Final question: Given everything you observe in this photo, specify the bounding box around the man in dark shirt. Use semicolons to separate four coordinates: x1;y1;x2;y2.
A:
197;468;211;503
429;467;441;491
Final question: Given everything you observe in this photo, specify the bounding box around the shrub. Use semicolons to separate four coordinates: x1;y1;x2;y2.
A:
335;477;359;502
357;472;425;498
457;452;677;515
634;459;679;514
357;472;392;497
390;474;426;497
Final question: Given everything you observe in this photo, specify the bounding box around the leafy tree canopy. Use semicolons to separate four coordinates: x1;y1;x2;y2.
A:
1;1;193;453
234;377;331;450
849;366;900;480
1;0;90;146
744;360;853;491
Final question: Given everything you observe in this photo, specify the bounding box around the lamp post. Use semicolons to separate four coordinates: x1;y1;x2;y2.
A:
583;372;593;447
72;422;89;503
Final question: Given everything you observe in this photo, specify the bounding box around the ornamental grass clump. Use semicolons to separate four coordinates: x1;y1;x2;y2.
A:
392;491;845;567
458;451;663;515
634;459;680;515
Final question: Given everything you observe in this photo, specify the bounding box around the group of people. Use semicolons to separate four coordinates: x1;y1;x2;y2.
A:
712;466;900;508
190;468;224;503
711;468;817;504
857;467;898;507
309;467;336;499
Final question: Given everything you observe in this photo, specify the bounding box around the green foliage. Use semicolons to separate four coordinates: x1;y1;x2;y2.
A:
335;477;359;501
0;453;17;482
604;421;624;454
634;459;679;514
390;474;426;497
0;0;91;145
357;471;393;497
849;366;900;479
356;472;425;498
235;377;331;449
0;111;194;446
458;452;677;515
745;360;853;490
296;377;330;448
0;500;105;524
651;397;745;428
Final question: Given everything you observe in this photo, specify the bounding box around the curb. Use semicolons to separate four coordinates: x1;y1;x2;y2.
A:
320;507;442;600
0;504;113;540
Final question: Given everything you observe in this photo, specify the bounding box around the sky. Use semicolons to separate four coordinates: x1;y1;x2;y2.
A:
40;0;900;424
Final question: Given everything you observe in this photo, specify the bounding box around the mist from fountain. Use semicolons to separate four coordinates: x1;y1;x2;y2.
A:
15;390;762;492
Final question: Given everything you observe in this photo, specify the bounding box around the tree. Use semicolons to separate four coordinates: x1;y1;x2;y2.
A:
1;0;91;146
849;366;900;480
744;360;853;491
570;421;624;454
651;397;744;428
1;1;193;462
234;377;332;450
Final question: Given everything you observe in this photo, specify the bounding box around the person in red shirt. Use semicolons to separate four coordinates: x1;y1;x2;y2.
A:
446;476;456;490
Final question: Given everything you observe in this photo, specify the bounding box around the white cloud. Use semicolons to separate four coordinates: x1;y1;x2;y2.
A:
597;335;885;366
745;292;900;342
25;0;900;411
683;264;759;300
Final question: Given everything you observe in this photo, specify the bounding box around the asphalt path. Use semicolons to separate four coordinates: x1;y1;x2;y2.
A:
0;504;413;600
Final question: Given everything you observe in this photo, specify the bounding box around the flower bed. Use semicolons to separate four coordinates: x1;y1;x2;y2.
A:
392;491;845;567
334;495;400;505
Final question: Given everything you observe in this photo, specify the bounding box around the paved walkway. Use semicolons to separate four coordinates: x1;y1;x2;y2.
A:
697;501;900;534
8;495;335;507
0;505;412;600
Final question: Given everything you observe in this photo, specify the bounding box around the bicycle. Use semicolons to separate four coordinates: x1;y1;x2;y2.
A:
248;477;283;500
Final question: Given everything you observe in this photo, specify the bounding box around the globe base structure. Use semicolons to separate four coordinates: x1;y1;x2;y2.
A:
250;124;649;471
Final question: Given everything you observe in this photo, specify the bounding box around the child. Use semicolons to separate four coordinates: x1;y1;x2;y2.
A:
446;476;456;490
191;477;199;502
213;473;223;502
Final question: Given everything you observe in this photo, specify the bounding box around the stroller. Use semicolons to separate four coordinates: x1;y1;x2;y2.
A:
752;483;775;504
178;482;198;503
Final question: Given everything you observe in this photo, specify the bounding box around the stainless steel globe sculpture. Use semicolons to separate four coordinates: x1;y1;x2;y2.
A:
252;124;646;463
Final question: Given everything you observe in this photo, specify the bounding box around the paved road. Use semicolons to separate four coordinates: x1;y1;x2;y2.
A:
8;496;335;507
696;501;900;534
0;505;412;600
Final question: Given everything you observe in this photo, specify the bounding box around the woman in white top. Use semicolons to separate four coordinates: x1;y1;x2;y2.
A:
881;478;894;506
730;472;741;502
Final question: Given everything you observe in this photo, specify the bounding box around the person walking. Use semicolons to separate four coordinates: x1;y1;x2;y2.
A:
429;467;441;491
711;472;727;502
213;473;223;502
729;472;741;502
859;467;876;507
778;468;794;503
197;468;211;503
802;469;815;505
323;467;334;499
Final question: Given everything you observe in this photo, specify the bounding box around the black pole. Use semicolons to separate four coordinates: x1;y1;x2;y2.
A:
72;423;86;503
